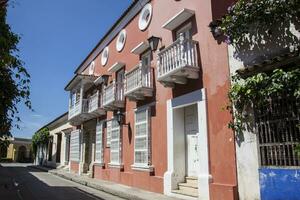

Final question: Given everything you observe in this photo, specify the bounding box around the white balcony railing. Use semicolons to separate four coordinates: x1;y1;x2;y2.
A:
103;81;124;108
68;99;88;120
88;91;101;113
157;35;199;85
125;62;152;96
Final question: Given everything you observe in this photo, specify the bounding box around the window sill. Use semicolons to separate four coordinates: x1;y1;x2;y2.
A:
131;164;154;172
108;163;124;169
94;162;105;167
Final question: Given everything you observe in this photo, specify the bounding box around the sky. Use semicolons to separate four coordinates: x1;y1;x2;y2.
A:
7;0;132;138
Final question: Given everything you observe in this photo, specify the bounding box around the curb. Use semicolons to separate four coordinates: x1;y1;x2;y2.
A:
49;171;135;200
49;171;179;200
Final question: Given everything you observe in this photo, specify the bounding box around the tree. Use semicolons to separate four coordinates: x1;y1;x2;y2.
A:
0;136;10;158
0;0;31;137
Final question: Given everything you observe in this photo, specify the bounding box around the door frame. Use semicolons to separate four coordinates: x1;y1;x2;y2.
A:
164;88;210;200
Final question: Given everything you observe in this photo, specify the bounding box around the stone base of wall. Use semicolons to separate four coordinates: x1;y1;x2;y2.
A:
70;161;79;173
94;165;163;193
210;183;238;200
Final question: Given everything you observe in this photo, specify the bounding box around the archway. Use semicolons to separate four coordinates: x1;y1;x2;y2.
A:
18;145;27;162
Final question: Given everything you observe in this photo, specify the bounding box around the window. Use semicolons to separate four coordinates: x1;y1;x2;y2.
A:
116;29;126;52
95;121;104;163
134;108;150;167
101;47;109;66
256;95;300;167
88;61;95;75
106;120;112;147
138;3;152;31
70;130;81;162
109;119;121;165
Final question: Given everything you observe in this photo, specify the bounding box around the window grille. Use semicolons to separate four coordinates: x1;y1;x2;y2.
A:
70;130;81;162
106;120;112;147
255;95;300;167
95;121;103;163
134;108;151;166
109;119;121;164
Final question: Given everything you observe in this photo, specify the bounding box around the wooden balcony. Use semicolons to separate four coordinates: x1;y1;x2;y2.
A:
157;35;199;87
88;91;105;117
68;99;91;125
103;81;125;110
124;62;153;101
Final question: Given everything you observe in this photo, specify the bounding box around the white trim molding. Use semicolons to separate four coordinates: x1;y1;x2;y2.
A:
162;9;195;31
164;88;211;200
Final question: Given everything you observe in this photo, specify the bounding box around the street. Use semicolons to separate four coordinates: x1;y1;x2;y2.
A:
0;163;125;200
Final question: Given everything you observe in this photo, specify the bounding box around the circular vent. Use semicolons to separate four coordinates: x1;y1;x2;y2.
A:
88;61;95;75
116;29;127;52
138;3;152;31
101;47;109;66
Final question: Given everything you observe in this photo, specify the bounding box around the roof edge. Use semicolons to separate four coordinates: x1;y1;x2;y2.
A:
74;0;150;75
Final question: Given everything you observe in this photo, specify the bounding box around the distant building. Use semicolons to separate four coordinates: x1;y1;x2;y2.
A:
2;137;32;162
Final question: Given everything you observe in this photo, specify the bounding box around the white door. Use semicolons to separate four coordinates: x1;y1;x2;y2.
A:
184;104;199;177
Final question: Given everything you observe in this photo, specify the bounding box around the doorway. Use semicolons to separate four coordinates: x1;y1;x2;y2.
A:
56;133;62;163
184;104;199;177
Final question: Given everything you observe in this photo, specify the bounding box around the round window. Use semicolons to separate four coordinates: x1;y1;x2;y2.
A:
138;3;152;31
88;61;95;75
101;47;109;66
116;29;126;52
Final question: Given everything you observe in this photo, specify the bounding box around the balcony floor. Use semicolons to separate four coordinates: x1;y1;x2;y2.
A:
158;65;199;87
125;86;153;101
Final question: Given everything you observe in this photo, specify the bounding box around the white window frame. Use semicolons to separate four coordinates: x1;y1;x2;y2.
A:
108;119;122;167
132;107;153;171
95;121;104;164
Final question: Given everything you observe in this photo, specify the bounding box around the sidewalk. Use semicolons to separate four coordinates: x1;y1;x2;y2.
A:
30;165;183;200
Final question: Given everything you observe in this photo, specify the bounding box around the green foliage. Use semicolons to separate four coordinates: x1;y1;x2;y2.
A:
32;127;49;156
218;0;300;45
0;1;31;136
228;68;300;135
0;136;10;157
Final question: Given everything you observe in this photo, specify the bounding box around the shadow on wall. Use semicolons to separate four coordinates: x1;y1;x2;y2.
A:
233;21;300;66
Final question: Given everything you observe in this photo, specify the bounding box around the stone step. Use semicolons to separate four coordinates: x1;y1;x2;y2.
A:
185;176;198;185
178;182;198;189
178;183;198;195
172;188;198;198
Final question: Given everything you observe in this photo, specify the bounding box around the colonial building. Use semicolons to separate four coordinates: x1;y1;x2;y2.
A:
35;112;72;168
227;14;300;200
64;0;237;199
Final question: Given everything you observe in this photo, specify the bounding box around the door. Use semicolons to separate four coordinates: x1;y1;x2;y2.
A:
141;51;151;87
56;134;62;163
116;69;125;101
176;23;192;66
184;104;199;177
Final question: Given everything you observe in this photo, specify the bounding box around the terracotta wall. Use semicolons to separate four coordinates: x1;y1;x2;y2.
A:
78;0;237;197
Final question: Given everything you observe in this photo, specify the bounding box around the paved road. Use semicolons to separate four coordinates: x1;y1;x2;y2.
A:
0;163;125;200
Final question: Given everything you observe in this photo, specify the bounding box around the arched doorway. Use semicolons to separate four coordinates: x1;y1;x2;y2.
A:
18;146;27;162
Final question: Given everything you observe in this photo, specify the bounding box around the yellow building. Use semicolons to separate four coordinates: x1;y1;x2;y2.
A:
2;137;32;162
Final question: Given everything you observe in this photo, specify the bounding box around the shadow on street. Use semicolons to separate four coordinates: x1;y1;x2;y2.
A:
0;163;106;200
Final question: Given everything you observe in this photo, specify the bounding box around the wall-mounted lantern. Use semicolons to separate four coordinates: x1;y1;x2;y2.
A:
147;36;161;51
116;110;124;125
208;20;222;38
